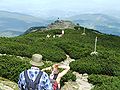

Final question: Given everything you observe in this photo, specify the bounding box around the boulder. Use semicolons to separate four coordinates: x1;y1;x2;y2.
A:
0;77;18;90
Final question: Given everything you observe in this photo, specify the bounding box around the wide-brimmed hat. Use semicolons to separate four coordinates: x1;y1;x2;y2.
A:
30;54;44;66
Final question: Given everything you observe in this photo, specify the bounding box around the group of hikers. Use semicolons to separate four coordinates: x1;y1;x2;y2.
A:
18;54;70;90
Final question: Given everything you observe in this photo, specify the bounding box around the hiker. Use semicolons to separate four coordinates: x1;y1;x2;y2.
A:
42;64;70;90
18;54;52;90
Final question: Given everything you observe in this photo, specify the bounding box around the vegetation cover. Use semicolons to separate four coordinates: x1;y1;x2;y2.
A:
0;26;120;89
88;74;120;90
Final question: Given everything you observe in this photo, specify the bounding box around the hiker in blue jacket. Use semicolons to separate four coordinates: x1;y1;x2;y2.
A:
18;54;52;90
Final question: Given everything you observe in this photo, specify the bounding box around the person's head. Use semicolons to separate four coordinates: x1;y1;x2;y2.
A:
51;64;59;74
30;54;44;67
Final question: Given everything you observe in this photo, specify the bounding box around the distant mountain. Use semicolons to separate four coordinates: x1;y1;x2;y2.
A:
67;14;120;36
1;11;120;36
24;26;47;35
0;11;51;37
0;30;23;37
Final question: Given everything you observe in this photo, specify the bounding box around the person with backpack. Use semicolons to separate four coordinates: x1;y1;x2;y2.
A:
42;64;70;90
18;54;52;90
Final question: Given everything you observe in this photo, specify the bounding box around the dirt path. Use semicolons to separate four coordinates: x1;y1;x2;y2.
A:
61;55;94;90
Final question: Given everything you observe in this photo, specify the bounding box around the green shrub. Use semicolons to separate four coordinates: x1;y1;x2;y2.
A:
70;55;120;76
88;74;120;90
0;55;31;82
60;70;76;86
57;42;91;59
0;55;58;83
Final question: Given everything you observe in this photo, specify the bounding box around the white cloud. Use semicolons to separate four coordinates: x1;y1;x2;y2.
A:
0;0;119;17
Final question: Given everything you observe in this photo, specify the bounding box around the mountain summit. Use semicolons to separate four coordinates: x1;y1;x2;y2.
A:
47;20;75;30
24;20;76;34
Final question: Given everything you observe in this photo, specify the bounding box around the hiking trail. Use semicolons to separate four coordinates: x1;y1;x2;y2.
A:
60;55;94;90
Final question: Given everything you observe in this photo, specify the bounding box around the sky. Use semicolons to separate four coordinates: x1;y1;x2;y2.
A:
0;0;120;17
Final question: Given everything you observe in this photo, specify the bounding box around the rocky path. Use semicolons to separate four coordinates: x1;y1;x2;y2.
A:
61;55;94;90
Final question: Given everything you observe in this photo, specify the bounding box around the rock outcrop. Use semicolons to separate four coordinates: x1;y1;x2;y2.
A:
47;20;75;30
61;72;94;90
0;77;18;90
61;81;79;90
24;20;76;34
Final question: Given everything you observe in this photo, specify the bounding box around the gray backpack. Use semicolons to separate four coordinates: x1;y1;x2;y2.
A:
24;70;43;90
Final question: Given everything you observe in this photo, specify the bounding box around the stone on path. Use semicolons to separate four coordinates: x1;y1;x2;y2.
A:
61;81;79;90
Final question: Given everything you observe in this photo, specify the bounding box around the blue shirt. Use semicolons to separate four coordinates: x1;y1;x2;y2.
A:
18;67;52;90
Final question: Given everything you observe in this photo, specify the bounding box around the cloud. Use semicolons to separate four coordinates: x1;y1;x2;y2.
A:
0;0;119;16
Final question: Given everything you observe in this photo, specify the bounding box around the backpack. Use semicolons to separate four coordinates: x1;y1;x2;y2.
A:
50;74;59;90
24;70;43;90
52;81;59;90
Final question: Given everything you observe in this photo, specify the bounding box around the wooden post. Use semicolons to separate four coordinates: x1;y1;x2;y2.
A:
90;37;98;55
94;37;97;52
82;27;86;35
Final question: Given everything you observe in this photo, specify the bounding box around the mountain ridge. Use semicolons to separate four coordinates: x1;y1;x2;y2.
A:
0;11;50;37
67;13;120;36
0;11;120;37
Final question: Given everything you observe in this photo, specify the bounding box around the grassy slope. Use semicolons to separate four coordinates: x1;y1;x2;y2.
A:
0;27;120;89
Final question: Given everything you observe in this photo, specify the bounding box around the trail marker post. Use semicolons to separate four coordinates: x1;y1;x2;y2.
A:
90;37;98;55
82;27;86;35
